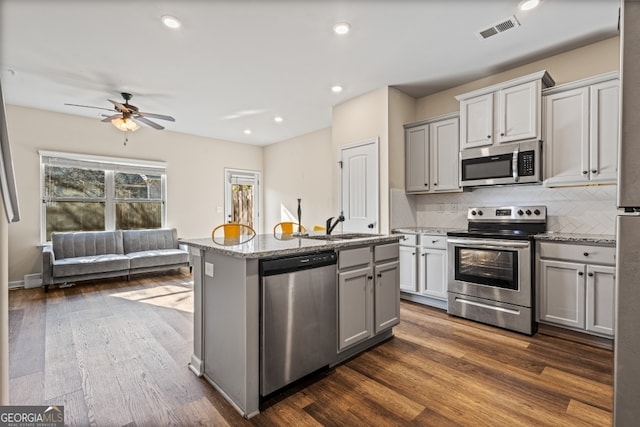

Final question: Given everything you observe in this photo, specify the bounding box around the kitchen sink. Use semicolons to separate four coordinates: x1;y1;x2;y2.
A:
302;233;380;241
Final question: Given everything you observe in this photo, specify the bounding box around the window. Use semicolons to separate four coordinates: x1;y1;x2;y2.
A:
40;151;167;242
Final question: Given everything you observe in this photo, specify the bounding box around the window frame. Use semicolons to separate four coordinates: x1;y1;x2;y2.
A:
39;150;167;243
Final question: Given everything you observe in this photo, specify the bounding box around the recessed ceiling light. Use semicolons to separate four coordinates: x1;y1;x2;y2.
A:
331;85;343;93
518;0;541;11
244;129;252;135
333;22;351;35
162;15;182;29
274;116;283;123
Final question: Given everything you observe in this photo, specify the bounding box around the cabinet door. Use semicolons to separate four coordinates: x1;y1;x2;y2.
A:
497;80;540;143
399;245;418;292
374;261;400;334
589;79;619;184
543;87;590;186
430;117;460;192
338;267;373;350
405;125;429;192
419;248;448;300
586;264;616;336
538;259;585;329
460;93;493;149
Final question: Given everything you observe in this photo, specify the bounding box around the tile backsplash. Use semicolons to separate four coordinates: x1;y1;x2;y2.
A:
391;185;617;235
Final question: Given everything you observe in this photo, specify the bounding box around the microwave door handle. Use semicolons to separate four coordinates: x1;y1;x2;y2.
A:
512;148;519;182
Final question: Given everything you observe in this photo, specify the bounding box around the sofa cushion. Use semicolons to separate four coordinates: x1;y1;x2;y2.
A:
52;230;124;260
127;249;189;269
53;254;130;278
123;228;179;253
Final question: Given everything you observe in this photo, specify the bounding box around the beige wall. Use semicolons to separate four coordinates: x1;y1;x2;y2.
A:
332;87;390;232
416;36;620;120
388;88;416;190
6;105;263;282
263;127;333;231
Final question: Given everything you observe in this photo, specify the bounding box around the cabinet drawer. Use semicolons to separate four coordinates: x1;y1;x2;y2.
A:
538;242;615;265
420;234;447;250
374;243;399;263
397;234;417;246
338;246;372;270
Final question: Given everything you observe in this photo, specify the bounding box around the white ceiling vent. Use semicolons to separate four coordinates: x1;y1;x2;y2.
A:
477;16;521;40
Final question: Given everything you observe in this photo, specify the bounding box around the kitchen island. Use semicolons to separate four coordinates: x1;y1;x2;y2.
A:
180;232;401;418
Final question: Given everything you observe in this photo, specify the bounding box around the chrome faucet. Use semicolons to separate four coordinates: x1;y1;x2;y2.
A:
326;213;345;235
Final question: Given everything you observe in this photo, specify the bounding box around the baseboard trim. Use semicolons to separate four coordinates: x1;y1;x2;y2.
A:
8;280;23;290
538;323;613;350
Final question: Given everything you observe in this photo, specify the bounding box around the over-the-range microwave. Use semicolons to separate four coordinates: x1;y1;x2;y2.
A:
460;140;542;187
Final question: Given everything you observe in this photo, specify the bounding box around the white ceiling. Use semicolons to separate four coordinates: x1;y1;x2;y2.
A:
0;0;620;146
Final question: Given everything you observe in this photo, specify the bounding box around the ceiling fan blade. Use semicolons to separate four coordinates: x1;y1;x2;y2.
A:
138;111;175;122
101;114;123;122
65;103;115;112
133;115;164;130
108;99;132;113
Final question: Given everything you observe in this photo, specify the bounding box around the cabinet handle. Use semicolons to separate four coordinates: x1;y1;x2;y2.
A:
591;169;597;174
588;272;594;277
411;252;415;255
367;275;373;280
487;135;491;139
434;182;438;186
500;132;505;136
582;170;588;175
377;273;382;278
424;183;429;186
432;240;438;244
583;252;589;257
578;271;584;276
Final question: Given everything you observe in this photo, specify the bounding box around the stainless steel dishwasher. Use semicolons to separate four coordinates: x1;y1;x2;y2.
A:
259;250;337;397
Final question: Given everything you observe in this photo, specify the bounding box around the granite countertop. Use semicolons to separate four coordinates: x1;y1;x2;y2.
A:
534;232;616;246
392;227;464;235
180;233;401;259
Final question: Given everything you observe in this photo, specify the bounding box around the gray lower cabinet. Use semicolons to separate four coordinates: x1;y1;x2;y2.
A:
399;233;448;310
537;241;616;337
338;243;399;351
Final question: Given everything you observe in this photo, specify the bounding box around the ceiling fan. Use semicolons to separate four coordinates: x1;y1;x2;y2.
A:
65;92;175;131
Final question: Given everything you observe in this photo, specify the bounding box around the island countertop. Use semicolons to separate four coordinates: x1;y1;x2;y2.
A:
180;233;401;258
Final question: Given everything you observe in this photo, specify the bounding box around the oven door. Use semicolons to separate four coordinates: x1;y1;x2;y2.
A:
447;237;532;307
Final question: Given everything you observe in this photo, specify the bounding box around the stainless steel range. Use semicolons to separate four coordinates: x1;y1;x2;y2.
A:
446;205;547;335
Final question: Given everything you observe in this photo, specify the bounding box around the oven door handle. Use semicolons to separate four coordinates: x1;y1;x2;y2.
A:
447;238;530;249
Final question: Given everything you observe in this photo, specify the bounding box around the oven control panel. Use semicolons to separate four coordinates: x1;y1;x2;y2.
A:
468;205;547;222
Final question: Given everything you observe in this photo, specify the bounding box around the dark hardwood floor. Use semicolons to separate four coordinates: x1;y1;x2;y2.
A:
9;270;613;426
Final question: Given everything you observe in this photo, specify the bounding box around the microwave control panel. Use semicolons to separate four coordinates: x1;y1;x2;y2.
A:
518;150;535;176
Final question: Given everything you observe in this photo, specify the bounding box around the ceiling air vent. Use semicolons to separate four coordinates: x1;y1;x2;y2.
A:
477;15;521;40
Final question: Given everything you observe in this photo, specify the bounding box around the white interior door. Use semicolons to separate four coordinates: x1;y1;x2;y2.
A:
340;139;379;233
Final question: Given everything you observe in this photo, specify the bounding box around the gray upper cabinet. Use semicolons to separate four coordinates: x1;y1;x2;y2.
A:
404;114;460;194
543;72;619;187
456;70;554;150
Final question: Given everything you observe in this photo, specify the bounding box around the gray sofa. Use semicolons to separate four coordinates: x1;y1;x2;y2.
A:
42;228;190;291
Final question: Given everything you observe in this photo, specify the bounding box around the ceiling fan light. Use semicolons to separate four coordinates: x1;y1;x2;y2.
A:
112;117;140;132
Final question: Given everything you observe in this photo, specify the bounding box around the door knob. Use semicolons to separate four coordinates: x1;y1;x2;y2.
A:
368;223;374;229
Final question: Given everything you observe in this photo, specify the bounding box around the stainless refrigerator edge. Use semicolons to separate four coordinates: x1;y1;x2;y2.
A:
615;1;640;425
